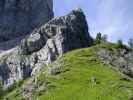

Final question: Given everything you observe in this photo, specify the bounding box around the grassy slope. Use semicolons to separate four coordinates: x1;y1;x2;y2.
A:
5;44;133;100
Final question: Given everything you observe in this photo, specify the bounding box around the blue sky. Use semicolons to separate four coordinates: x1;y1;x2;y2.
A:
54;0;133;43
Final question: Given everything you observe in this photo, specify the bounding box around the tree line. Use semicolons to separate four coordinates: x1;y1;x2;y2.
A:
94;32;133;49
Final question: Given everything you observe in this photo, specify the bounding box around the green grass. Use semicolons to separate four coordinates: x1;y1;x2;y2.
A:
4;44;133;100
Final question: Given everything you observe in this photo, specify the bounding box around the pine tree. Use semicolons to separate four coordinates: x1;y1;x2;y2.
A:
117;39;123;48
95;32;102;44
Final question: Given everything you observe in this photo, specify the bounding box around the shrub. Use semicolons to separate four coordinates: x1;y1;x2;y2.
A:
0;81;3;99
116;39;128;49
95;32;102;44
94;33;108;45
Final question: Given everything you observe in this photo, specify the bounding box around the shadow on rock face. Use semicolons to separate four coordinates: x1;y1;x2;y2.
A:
0;0;54;41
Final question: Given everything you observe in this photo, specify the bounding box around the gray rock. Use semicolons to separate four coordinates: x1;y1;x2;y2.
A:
19;30;47;55
0;8;93;87
0;0;53;41
19;8;92;55
30;8;93;74
97;48;133;78
0;53;32;87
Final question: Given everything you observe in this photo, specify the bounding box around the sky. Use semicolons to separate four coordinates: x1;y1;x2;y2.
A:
54;0;133;44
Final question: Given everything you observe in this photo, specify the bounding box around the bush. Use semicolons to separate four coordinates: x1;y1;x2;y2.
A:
94;32;102;44
116;39;123;48
0;81;3;99
116;39;128;49
94;33;108;45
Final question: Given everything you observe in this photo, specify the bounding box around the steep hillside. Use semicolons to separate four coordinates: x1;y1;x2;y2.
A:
4;43;133;100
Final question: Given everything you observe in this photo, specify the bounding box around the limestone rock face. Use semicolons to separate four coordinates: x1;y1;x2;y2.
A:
0;8;93;87
0;0;53;41
19;8;92;55
97;48;133;78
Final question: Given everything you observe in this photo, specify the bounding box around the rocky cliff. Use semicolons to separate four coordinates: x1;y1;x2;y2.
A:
0;8;93;87
0;0;53;41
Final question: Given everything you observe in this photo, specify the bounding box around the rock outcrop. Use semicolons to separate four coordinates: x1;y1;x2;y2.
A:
97;48;133;78
0;8;93;87
0;0;53;41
